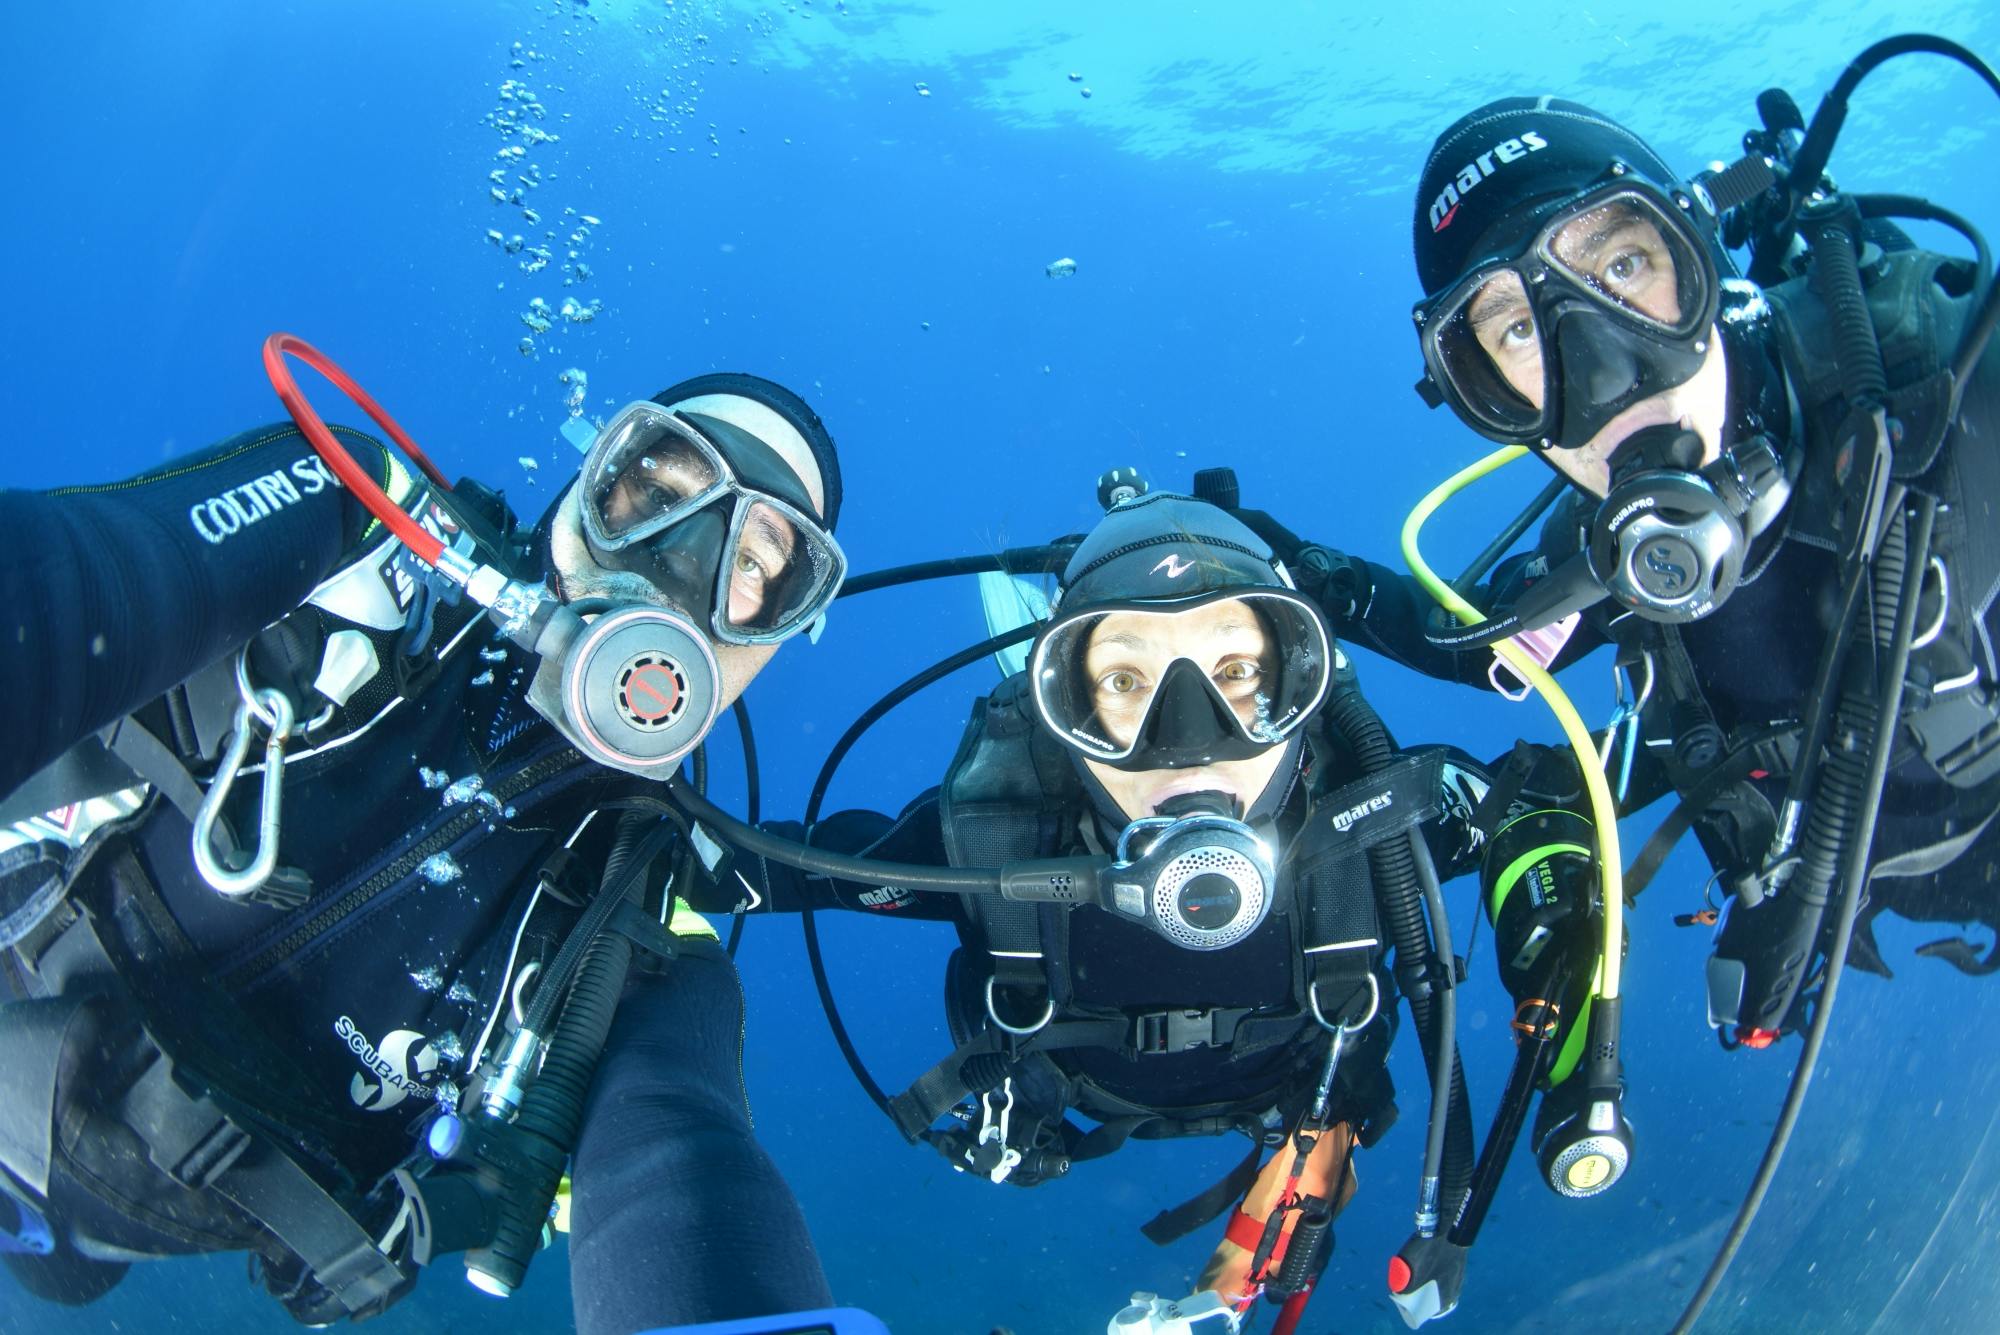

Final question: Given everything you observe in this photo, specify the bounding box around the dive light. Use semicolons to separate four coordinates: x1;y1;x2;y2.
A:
1479;808;1633;1201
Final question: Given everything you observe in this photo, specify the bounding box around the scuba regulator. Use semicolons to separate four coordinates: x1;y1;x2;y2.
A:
1423;420;1789;653
263;334;732;780
1099;793;1276;951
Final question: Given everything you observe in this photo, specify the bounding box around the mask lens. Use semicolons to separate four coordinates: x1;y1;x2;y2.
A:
718;496;844;639
1031;591;1331;764
585;408;724;545
1427;266;1549;438
1539;190;1707;337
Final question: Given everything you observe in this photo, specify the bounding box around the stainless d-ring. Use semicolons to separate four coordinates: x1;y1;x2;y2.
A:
1310;971;1381;1035
984;974;1055;1037
234;648;281;729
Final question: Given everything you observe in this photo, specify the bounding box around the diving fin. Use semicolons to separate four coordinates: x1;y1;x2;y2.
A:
978;570;1050;677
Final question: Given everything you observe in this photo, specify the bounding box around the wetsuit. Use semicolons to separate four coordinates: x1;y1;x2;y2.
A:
717;790;1386;1121
0;426;830;1330
697;715;1489;1210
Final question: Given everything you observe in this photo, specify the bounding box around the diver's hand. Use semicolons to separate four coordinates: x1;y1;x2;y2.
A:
1228;507;1373;625
1388;1233;1468;1328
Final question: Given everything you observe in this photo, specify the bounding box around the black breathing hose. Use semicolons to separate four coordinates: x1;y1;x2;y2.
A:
520;811;684;1039
1805;200;1890;409
835;543;1078;599
791;625;1044;1120
467;813;651;1293
804;625;1038;826
1407;825;1459;1234
1854;194;1992;285
1790;35;2000;212
1783;509;1908;955
1322;687;1475;1227
669;778;1000;895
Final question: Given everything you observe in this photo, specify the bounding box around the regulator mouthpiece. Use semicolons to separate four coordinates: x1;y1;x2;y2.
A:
1105;795;1274;950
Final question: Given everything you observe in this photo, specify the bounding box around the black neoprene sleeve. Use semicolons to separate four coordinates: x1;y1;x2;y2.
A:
0;423;391;796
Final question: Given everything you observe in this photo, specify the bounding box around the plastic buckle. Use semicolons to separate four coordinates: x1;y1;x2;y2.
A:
969;1077;1023;1184
1135;1008;1218;1054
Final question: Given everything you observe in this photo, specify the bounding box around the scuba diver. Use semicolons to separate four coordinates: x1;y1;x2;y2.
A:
1230;38;2000;1327
1268;64;2000;1047
0;341;849;1332
665;481;1618;1332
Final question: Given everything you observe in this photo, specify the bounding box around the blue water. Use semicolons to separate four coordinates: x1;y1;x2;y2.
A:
8;2;2000;1332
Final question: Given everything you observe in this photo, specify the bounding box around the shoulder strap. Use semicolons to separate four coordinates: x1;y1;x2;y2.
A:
938;675;1076;998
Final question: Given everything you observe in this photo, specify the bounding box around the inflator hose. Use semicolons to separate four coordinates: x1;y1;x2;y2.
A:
520;813;685;1038
467;814;649;1294
1323;687;1475;1227
1804;201;1889;408
1673;496;1937;1334
1747;507;1908;1041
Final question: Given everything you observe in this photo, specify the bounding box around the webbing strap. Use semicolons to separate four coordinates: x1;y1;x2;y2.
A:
1139;1136;1264;1246
208;1142;407;1313
888;1017;1126;1142
101;718;211;829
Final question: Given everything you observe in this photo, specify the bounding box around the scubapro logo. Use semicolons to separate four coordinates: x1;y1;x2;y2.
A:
335;1016;438;1112
1331;791;1393;833
1428;130;1548;232
1642;543;1691;590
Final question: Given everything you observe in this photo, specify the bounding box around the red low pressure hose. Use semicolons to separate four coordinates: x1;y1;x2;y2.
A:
261;332;453;569
1271;1289;1313;1335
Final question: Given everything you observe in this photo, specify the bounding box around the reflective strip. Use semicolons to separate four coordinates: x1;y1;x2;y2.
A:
551;1175;572;1234
666;898;720;941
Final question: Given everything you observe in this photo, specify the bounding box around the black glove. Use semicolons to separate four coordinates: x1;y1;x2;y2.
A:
1191;467;1374;626
1234;509;1372;624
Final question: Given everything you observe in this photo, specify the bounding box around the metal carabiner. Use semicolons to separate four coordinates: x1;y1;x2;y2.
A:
192;688;296;900
1305;973;1381;1131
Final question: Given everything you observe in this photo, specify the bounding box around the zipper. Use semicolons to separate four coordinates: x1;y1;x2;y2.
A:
221;746;582;989
730;955;754;1129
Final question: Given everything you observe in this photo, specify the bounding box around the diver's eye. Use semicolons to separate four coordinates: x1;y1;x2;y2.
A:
1604;250;1647;288
1500;315;1535;348
1215;657;1264;695
1099;669;1143;697
734;549;768;584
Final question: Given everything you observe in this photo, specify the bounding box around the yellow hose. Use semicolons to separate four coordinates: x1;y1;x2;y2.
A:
1400;445;1625;999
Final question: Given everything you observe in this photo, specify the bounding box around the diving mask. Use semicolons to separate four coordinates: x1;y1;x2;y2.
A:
1414;174;1721;449
1030;588;1332;771
580;400;846;645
